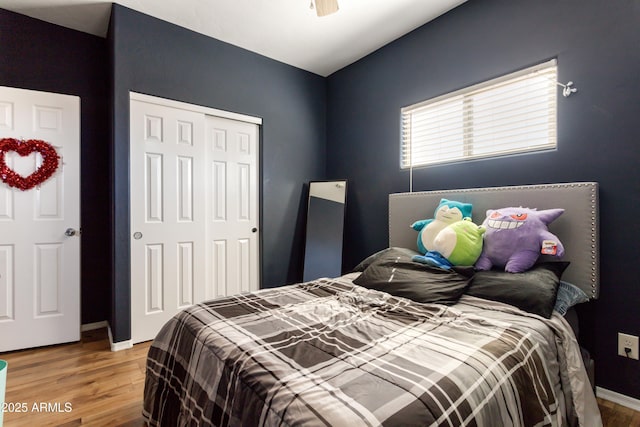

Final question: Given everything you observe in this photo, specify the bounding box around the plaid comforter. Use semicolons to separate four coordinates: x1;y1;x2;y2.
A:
143;276;591;426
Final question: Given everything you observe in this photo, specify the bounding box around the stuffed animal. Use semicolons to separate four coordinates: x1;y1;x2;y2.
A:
413;218;485;269
475;207;565;273
411;199;473;253
433;218;486;266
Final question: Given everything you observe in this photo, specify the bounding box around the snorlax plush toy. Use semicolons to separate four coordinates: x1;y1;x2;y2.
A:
411;199;473;254
475;207;565;273
413;218;485;269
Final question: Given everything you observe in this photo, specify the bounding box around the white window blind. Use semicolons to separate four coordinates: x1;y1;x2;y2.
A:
401;60;558;168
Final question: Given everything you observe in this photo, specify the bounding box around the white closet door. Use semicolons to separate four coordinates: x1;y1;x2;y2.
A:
130;95;260;344
130;99;206;344
207;116;259;298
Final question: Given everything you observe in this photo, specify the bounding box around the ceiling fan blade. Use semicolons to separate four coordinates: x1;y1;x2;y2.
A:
315;0;339;17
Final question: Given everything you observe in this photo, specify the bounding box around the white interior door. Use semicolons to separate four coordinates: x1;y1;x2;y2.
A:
207;116;259;298
130;95;260;344
0;86;81;352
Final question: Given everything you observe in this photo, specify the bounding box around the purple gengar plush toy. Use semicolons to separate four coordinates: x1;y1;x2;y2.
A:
474;207;565;273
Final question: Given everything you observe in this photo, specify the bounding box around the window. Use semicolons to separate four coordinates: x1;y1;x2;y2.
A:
401;59;557;168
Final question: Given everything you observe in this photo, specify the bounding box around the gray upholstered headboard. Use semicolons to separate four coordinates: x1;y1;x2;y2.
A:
389;182;599;299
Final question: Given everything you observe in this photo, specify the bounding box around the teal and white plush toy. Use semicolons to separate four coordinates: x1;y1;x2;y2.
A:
411;199;473;253
413;218;485;269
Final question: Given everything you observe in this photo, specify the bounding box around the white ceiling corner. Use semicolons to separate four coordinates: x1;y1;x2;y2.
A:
0;0;466;76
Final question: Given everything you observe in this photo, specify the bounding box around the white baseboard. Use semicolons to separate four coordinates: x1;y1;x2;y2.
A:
81;321;133;351
596;386;640;411
81;321;108;332
107;325;133;352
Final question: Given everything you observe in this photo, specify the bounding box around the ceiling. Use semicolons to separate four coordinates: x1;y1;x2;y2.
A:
0;0;466;76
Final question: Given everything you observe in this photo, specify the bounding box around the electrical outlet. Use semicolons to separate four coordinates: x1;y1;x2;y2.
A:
618;333;639;360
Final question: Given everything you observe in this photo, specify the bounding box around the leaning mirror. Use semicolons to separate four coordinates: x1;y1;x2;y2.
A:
303;180;347;281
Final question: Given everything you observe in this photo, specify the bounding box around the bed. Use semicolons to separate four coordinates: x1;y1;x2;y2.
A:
143;182;602;426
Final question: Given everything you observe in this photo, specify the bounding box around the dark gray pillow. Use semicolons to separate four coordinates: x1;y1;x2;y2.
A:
352;247;421;272
353;250;472;305
466;262;569;318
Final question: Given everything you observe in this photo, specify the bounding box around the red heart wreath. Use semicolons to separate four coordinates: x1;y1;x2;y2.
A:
0;138;60;191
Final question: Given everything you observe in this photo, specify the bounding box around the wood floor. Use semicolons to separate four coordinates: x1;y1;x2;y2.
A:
2;328;149;426
1;328;639;426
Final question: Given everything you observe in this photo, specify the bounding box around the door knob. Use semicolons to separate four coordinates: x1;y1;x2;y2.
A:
65;228;79;237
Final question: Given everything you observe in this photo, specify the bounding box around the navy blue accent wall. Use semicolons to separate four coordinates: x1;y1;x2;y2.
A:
326;0;640;398
0;8;110;325
108;5;326;342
